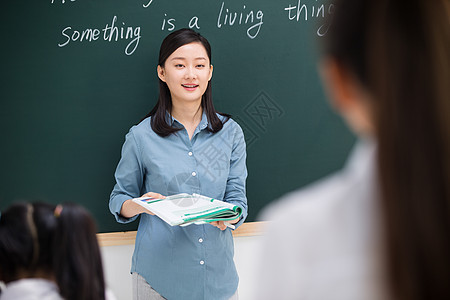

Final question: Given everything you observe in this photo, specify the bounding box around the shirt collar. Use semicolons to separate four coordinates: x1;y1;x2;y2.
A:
198;111;209;131
167;110;209;131
345;137;377;179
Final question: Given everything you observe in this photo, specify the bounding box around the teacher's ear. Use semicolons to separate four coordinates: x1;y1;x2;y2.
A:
319;58;375;138
208;64;213;82
157;65;166;82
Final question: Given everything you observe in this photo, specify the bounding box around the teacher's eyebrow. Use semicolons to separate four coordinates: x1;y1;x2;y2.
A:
170;57;207;61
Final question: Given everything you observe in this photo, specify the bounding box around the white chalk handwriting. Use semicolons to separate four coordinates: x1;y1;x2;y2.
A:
217;2;264;39
58;16;141;56
284;0;335;36
142;0;154;8
51;0;76;3
51;0;333;55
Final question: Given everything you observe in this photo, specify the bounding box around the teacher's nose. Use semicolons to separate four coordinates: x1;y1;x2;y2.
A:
184;67;197;79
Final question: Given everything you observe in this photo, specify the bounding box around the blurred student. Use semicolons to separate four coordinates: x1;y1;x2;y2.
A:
0;202;115;300
255;0;450;299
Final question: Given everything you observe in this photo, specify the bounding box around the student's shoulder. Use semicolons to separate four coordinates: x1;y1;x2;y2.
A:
260;170;351;225
256;173;352;250
1;279;63;300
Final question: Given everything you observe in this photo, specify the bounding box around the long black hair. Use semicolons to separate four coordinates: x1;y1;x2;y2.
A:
53;203;106;300
323;0;450;299
0;202;107;300
0;202;57;283
142;28;230;137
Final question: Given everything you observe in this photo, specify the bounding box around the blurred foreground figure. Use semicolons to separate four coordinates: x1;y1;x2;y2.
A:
255;0;450;299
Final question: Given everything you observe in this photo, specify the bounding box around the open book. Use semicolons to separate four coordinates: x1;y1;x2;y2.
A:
132;193;242;228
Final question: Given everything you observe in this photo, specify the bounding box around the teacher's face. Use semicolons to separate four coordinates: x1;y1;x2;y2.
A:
157;42;213;106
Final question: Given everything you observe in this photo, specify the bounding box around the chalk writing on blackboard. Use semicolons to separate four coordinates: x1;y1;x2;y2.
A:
53;1;332;55
216;2;264;39
161;13;176;31
142;0;154;8
189;16;201;30
51;0;76;3
160;2;263;39
161;14;201;31
58;16;141;56
284;0;335;36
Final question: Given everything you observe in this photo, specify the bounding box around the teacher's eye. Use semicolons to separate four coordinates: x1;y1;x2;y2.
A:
196;64;205;68
175;64;184;68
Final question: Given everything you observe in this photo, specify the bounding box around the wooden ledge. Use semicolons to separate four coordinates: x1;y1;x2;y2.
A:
97;221;266;247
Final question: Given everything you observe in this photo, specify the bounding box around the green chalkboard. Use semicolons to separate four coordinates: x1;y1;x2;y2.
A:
0;0;355;233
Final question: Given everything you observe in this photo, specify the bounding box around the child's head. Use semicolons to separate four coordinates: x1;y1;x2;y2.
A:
0;202;106;300
0;202;57;282
53;203;106;300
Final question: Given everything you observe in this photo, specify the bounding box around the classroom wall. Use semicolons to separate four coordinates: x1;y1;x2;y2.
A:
100;234;262;300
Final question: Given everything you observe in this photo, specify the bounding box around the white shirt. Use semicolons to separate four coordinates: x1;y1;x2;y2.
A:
254;140;388;300
0;279;62;300
0;279;117;300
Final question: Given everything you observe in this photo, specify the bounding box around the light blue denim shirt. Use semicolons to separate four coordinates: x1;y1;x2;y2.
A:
109;112;248;300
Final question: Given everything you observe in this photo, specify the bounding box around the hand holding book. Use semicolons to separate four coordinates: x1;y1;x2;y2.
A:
132;193;242;229
137;192;166;215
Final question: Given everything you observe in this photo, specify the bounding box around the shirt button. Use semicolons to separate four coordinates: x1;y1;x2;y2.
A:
192;171;197;177
200;260;205;265
188;151;193;156
198;238;203;243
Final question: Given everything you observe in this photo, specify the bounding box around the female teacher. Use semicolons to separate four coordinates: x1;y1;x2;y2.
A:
109;28;247;300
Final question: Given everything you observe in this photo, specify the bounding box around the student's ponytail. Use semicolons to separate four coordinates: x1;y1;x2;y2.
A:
53;203;106;300
324;0;450;299
372;2;450;299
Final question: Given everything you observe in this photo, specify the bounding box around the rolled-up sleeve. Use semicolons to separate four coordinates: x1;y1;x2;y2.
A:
109;129;144;224
224;123;248;228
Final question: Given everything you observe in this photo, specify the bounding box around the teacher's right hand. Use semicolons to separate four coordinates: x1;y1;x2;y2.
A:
120;192;165;218
141;192;166;200
139;192;166;216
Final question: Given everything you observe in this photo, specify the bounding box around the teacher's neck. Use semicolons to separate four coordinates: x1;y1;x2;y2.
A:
171;100;203;138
